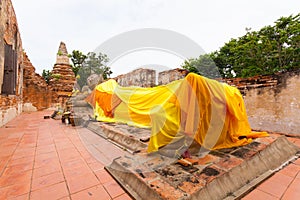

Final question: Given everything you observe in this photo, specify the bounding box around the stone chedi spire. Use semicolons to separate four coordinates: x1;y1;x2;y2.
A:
56;42;70;65
49;42;75;106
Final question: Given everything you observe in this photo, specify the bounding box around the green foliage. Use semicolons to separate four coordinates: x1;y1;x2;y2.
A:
72;52;112;88
57;50;63;56
184;13;300;78
182;60;199;74
51;73;61;81
181;54;221;78
69;50;87;76
42;70;52;84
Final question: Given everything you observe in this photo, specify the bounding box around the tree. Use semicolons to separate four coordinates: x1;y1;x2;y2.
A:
181;54;221;79
76;52;112;88
209;12;300;78
69;50;87;76
42;69;52;84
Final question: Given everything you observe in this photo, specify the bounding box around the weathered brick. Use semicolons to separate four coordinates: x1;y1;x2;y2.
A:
158;68;188;85
22;53;55;110
115;68;156;87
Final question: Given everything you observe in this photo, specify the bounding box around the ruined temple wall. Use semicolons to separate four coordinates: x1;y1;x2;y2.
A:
0;0;24;126
225;71;300;135
114;68;188;87
115;68;156;87
22;53;55;111
158;68;189;85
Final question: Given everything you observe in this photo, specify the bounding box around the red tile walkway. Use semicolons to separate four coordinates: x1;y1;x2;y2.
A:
0;110;131;200
0;110;299;199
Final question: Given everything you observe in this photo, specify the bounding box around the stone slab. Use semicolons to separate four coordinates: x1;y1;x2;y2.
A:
87;122;149;153
105;134;299;200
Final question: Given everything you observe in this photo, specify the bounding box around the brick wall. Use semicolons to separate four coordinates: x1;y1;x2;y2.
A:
224;70;300;135
158;68;188;85
0;0;23;126
115;68;156;87
22;53;55;111
222;75;278;95
114;68;188;87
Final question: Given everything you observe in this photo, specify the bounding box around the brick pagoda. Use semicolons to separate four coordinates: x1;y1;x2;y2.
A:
49;42;75;107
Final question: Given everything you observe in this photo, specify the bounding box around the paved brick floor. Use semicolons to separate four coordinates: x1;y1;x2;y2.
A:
0;111;131;200
0;110;299;200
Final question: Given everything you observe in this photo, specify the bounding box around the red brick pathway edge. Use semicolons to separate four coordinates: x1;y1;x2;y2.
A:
243;137;300;200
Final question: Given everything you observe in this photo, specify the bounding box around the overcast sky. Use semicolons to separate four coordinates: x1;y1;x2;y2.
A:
12;0;300;76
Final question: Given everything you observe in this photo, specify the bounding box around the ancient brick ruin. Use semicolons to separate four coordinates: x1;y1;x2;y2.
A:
22;52;56;111
158;68;189;85
0;0;76;126
0;0;23;126
115;68;156;87
49;42;75;106
22;42;75;112
114;68;189;87
237;71;300;135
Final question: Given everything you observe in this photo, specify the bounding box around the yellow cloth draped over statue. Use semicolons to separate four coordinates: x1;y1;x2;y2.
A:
86;73;268;153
